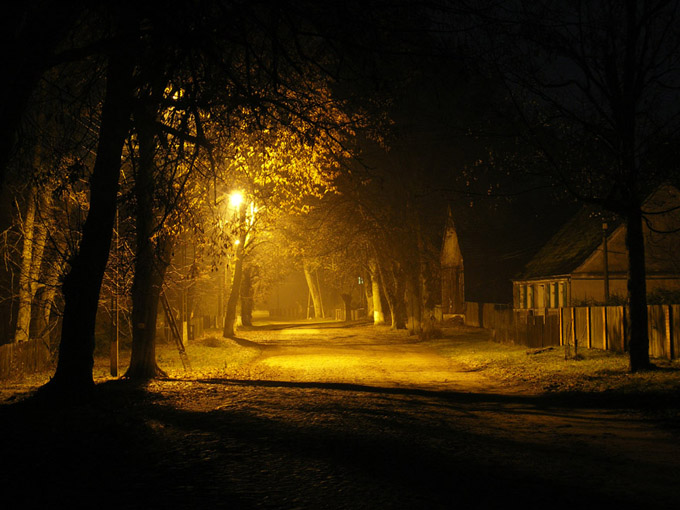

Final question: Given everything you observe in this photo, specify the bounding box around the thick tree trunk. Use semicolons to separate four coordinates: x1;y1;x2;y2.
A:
303;260;324;319
223;229;246;338
15;186;50;343
47;56;133;395
376;259;407;330
375;261;394;326
368;259;385;325
126;236;172;380
341;293;352;321
416;221;437;340
626;206;651;372
125;111;171;380
419;270;437;340
406;272;422;336
389;268;407;330
371;277;385;325
364;273;374;318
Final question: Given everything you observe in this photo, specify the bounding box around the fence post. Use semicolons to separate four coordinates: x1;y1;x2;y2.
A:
586;306;592;349
571;307;577;353
603;307;608;351
559;308;564;346
665;305;672;360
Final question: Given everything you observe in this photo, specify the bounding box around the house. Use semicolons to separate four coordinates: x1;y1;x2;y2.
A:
513;184;680;309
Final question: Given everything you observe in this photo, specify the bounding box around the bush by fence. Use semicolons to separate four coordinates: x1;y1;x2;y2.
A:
465;302;679;360
0;339;53;380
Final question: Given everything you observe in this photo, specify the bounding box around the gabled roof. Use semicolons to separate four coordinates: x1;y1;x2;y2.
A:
516;184;680;281
516;205;621;280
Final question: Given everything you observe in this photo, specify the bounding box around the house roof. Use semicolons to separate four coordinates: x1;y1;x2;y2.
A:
516;205;621;281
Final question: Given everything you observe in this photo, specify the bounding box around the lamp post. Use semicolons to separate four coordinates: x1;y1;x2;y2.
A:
223;190;248;338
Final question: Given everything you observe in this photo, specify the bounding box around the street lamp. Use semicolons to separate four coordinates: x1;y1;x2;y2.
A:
229;190;244;211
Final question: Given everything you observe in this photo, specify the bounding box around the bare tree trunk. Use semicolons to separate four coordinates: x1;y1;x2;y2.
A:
364;272;374;318
340;293;352;321
47;55;133;395
389;267;407;330
375;260;394;326
240;265;253;327
14;187;37;343
376;256;407;330
626;206;651;372
126;236;172;379
223;228;246;338
33;255;64;346
369;259;385;325
303;260;324;319
419;269;437;340
125;110;171;380
406;271;422;336
15;186;50;343
416;219;438;340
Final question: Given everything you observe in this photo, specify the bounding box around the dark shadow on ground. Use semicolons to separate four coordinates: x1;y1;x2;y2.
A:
230;336;266;349
0;379;658;509
189;377;680;416
3;377;680;508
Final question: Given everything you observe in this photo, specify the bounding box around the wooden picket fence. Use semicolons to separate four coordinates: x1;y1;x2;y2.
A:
464;302;679;360
0;339;53;380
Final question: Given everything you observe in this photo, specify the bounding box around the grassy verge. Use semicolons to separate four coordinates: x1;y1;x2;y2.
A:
96;329;262;380
2;329;262;402
427;326;680;395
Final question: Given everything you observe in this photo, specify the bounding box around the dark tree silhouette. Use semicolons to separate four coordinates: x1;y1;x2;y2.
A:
49;52;135;393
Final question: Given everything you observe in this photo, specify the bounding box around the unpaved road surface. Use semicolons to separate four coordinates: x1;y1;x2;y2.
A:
2;322;679;509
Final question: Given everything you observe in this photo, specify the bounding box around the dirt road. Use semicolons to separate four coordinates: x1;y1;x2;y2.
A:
3;321;679;509
234;321;506;393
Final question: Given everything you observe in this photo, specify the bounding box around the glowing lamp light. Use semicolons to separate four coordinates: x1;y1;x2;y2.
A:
229;191;244;209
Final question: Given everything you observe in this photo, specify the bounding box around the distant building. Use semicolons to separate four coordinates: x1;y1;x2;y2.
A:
441;209;465;314
513;184;680;309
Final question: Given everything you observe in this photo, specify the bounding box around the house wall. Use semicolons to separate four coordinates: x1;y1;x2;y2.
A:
570;277;628;304
574;226;629;277
515;275;680;309
514;279;569;309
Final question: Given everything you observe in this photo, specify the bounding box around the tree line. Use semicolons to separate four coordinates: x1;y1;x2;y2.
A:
3;1;679;399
